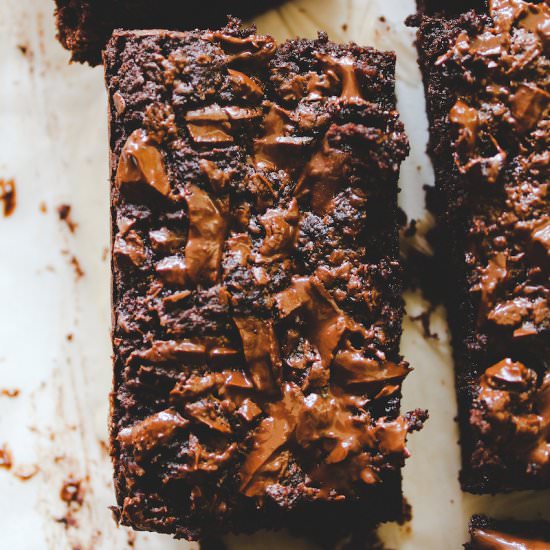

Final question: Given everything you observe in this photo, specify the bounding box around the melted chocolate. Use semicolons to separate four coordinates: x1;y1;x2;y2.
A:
0;444;13;469
233;316;281;393
116;130;171;196
209;31;276;65
294;131;351;214
240;382;412;498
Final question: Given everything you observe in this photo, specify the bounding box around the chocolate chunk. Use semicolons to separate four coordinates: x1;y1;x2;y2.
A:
149;227;185;254
114;230;147;267
118;410;189;456
116;130;171;196
233;316;281;392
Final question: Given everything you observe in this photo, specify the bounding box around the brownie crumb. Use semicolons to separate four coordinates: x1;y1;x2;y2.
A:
410;305;439;340
70;256;84;279
60;476;85;507
0;444;13;469
1;388;20;398
0;179;16;217
13;464;40;481
57;204;77;233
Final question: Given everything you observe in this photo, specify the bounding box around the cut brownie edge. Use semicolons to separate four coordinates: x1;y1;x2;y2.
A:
411;0;550;493
106;21;422;540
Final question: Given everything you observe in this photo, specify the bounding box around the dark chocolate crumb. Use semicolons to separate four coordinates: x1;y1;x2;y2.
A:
60;476;84;507
410;304;439;340
13;464;40;481
57;204;77;233
70;256;84;278
0;179;16;217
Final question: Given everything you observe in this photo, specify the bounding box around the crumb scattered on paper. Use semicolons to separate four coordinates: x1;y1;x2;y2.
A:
0;179;16;217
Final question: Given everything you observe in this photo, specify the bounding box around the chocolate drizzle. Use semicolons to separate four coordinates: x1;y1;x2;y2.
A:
183;184;228;286
240;382;414;499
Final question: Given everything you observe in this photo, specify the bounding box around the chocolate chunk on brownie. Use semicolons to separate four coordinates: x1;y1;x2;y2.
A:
54;0;280;65
106;20;423;540
466;515;550;549
410;1;549;493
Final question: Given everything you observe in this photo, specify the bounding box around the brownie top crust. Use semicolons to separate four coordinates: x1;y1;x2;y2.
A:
105;21;421;538
414;0;549;491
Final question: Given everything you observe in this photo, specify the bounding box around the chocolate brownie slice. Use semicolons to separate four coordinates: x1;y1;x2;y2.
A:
410;1;549;492
54;0;279;65
466;515;550;549
106;20;423;540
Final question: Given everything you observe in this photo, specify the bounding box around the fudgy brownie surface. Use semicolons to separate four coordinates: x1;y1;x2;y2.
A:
54;0;279;65
411;1;549;492
466;515;550;549
106;21;422;540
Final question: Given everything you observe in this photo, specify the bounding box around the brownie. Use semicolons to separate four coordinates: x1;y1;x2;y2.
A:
54;0;280;65
410;1;549;493
105;20;424;540
466;515;550;549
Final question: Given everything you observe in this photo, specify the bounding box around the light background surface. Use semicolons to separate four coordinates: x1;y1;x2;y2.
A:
0;1;548;548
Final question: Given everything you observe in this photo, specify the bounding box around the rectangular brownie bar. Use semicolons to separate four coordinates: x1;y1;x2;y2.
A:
54;0;280;65
410;1;549;492
106;20;423;540
466;515;550;549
